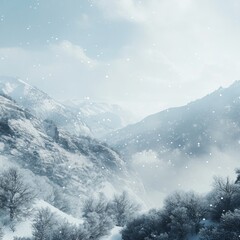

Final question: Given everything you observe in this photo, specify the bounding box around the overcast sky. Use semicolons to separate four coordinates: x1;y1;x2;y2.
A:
1;0;240;118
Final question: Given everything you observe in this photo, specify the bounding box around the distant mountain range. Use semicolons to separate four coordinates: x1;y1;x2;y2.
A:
2;76;240;209
63;99;135;138
0;77;135;138
106;81;240;159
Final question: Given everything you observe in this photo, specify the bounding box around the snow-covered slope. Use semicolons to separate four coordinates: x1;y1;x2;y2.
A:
106;81;240;158
0;94;145;211
63;99;136;138
0;77;91;136
2;199;83;240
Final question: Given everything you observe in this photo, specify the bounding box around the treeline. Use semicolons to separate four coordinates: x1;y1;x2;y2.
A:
122;171;240;240
2;167;240;240
0;168;140;240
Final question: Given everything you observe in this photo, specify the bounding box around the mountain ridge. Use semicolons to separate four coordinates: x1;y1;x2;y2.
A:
0;93;145;212
0;76;136;138
106;80;240;158
0;76;92;136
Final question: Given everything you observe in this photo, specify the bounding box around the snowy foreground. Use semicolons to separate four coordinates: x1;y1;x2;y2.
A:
2;200;121;240
2;200;82;240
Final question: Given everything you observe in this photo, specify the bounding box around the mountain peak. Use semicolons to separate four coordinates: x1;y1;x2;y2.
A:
228;79;240;88
0;77;91;136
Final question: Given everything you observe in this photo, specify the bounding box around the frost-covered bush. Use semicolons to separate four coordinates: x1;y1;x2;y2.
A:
207;177;240;221
48;188;70;213
164;191;207;237
110;191;141;227
32;208;57;240
32;208;90;240
220;209;240;231
82;194;113;239
122;191;206;240
51;222;88;240
0;168;35;222
84;210;113;239
199;226;221;240
122;209;167;240
199;209;240;240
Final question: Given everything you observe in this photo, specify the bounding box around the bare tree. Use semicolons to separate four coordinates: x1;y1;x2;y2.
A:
111;191;141;227
82;193;110;218
48;188;70;213
208;177;240;221
82;194;113;239
0;168;35;221
32;208;57;240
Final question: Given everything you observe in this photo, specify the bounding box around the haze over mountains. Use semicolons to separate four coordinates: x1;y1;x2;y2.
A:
107;80;240;158
0;77;135;139
63;99;136;138
103;80;240;205
0;77;148;239
0;92;144;207
1;76;240;222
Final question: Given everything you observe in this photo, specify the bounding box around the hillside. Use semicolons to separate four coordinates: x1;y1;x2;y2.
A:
64;99;136;138
0;76;91;136
106;81;240;158
0;94;144;210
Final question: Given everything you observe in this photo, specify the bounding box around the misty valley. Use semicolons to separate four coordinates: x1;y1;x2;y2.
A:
2;0;240;238
0;77;240;239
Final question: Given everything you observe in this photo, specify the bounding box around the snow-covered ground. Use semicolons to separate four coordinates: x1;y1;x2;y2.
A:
2;198;122;240
2;200;83;240
100;227;122;240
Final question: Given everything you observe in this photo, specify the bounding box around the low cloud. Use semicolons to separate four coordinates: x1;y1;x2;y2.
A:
53;41;98;67
131;148;240;208
1;0;240;118
94;0;146;22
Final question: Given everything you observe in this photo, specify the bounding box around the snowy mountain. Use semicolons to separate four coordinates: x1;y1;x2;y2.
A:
63;99;136;138
0;77;136;138
0;94;144;212
0;77;91;136
106;81;240;158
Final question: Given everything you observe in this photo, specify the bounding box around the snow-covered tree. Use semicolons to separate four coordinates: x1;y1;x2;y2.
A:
122;209;167;240
32;208;57;240
84;211;113;239
110;191;141;227
51;221;88;240
199;226;220;240
82;193;110;218
48;189;70;213
0;168;35;221
199;209;240;240
51;222;74;240
164;191;207;235
122;191;206;240
168;207;192;240
208;177;240;221
82;194;113;239
219;209;240;239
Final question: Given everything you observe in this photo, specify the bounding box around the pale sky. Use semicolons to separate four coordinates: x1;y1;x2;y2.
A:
1;0;240;118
